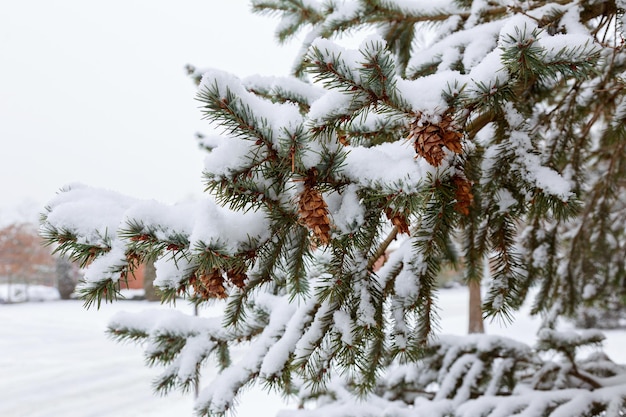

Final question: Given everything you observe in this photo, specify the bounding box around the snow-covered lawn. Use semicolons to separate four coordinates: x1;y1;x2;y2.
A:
0;284;60;304
1;287;624;417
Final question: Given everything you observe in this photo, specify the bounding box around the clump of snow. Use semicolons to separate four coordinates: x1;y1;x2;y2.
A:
462;29;498;70
582;284;597;300
327;185;366;235
393;250;423;303
508;130;573;201
531;243;549;269
308;90;354;124
356;279;377;327
173;335;215;384
332;310;354;346
122;199;196;240
557;4;590;35
44;183;138;246
199;69;304;144
189;198;271;255
495;189;516;213
479;118;573;201
294;300;333;360
309;38;362;73
408;19;504;74
396;71;462;114
109;308;226;338
243;74;325;104
342;141;435;192
82;243;127;284
202;135;256;178
467;49;508;92
260;297;318;378
380;0;465;18
536;32;596;62
196;293;299;414
325;1;360;24
154;255;194;290
537;327;605;349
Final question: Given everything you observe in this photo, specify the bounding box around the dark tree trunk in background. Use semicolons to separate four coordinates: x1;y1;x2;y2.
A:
56;256;76;300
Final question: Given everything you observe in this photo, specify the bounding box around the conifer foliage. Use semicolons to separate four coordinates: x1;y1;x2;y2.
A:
41;0;626;416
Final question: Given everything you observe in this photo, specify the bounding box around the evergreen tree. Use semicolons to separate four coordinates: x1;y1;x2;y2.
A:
41;1;626;416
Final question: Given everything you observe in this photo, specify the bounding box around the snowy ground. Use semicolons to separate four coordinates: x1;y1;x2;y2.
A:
0;284;60;304
1;287;624;417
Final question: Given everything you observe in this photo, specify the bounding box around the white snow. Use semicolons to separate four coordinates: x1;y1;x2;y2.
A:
342;141;436;192
537;33;596;62
41;185;273;293
199;69;305;144
188;199;271;254
0;300;195;417
81;243;127;284
495;189;516;213
307;90;354;124
327;185;366;234
332;309;354;346
153;254;194;289
242;74;325;105
202;134;257;177
380;0;464;15
3;287;625;417
397;71;463;114
260;297;318;377
0;284;60;303
195;293;299;415
44;183;138;246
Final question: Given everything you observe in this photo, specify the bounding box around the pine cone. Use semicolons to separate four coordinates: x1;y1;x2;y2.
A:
298;184;331;245
452;175;474;216
384;207;410;235
409;114;463;166
227;268;247;289
190;273;207;299
193;269;227;300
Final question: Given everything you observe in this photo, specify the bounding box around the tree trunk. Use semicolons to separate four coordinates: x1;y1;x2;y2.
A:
56;256;77;300
143;262;160;301
7;274;12;304
468;279;485;334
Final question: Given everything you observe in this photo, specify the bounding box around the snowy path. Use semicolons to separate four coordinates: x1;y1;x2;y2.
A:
1;288;624;417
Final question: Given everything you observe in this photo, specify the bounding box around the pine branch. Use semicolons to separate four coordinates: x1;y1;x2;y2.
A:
39;1;626;416
367;226;398;271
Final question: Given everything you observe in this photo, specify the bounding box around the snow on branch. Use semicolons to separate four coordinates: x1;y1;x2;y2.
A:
40;1;626;416
278;332;626;417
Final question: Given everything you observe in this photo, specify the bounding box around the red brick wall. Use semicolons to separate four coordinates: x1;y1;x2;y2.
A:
120;264;145;290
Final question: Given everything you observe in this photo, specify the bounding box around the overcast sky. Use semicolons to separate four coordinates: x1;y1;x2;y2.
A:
0;1;301;222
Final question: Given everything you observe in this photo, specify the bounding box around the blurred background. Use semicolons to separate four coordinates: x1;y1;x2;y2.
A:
0;1;301;207
0;3;302;416
0;1;301;298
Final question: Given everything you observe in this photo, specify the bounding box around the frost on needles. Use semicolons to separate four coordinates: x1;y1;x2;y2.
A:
41;1;626;416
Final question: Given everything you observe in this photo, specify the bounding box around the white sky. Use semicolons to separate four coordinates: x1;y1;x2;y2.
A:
0;1;301;218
